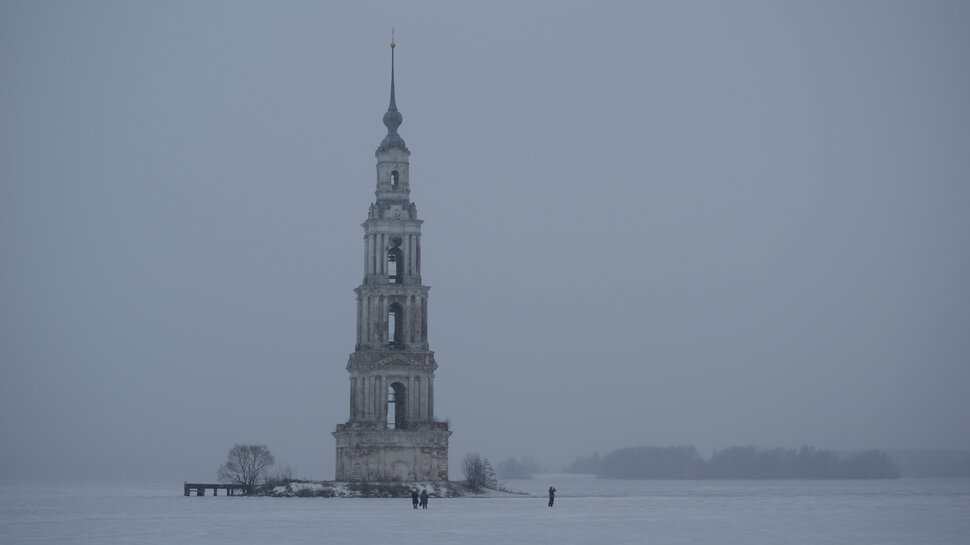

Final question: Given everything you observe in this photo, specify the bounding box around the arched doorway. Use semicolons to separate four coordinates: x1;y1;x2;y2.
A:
387;382;407;429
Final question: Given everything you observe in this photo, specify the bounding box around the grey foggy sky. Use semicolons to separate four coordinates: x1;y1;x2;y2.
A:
1;0;969;481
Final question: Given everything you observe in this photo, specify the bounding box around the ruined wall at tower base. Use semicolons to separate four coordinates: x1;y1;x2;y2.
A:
332;428;451;482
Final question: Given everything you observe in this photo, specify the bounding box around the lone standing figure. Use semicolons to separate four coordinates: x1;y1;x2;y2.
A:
548;486;556;507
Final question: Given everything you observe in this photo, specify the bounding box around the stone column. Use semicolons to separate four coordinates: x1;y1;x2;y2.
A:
369;378;375;421
379;295;386;345
380;376;388;424
362;296;370;346
356;296;363;347
371;376;379;420
371;234;379;276
414;376;423;419
349;377;356;419
409;375;417;421
421;296;428;345
408;234;416;277
380;234;387;275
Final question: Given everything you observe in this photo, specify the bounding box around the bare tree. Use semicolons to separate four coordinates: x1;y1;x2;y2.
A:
462;452;497;492
217;444;275;487
268;464;296;485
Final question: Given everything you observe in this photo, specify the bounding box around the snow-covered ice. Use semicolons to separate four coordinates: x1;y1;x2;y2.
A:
1;474;968;544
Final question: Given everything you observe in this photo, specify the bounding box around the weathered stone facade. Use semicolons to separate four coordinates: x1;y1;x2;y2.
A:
333;42;450;482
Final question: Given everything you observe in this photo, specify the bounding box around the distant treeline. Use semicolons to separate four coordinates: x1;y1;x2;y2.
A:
884;450;970;478
566;446;900;479
496;456;541;480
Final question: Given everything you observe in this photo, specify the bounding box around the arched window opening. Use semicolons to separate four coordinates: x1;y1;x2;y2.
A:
388;302;404;349
387;382;407;429
391;170;400;190
387;247;403;284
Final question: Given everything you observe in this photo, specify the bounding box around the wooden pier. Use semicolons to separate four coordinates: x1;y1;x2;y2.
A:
183;482;254;496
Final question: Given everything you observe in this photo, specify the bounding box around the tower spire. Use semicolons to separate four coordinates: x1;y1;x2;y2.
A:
389;29;397;110
379;32;407;153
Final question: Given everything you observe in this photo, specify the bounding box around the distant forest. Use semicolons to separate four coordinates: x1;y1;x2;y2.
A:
884;449;970;478
565;446;901;479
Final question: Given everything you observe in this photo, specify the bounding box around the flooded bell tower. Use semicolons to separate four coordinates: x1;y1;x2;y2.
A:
332;39;451;482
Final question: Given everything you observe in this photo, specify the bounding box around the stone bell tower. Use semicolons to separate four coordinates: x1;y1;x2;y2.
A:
332;41;451;482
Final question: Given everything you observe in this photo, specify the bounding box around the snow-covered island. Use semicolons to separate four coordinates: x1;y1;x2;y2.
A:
260;480;527;498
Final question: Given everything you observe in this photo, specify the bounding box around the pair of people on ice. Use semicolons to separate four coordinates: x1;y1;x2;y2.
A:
411;489;429;509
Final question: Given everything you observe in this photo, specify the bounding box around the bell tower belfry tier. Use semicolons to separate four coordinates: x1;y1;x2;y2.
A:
333;40;451;482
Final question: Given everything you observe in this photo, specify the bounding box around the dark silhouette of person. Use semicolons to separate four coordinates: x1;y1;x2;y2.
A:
420;489;429;509
548;486;556;507
411;489;419;509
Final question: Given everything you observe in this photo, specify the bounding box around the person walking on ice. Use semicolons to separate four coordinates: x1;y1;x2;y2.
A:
548;486;556;507
420;489;429;509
